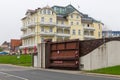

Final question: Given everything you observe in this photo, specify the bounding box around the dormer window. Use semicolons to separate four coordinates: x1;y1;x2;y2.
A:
47;10;51;14
71;14;73;18
77;15;79;19
43;9;46;14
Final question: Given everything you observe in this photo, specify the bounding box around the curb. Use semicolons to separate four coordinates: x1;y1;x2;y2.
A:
80;72;120;79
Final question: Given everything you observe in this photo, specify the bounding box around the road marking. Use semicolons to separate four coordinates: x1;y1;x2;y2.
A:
0;72;29;80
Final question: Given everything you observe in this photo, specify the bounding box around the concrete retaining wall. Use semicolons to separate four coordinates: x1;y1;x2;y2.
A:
81;41;120;70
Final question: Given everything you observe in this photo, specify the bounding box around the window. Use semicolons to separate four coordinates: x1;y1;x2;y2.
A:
47;10;51;14
50;28;52;32
61;21;64;24
50;18;52;22
76;15;79;19
98;24;101;29
41;27;44;32
71;14;73;18
87;24;89;27
98;32;101;37
72;29;76;35
78;30;80;35
34;17;36;22
56;21;58;24
41;17;44;22
82;24;85;27
71;22;73;25
43;9;46;14
76;22;79;25
41;38;44;42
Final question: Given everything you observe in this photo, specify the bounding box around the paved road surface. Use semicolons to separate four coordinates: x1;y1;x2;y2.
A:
0;64;119;80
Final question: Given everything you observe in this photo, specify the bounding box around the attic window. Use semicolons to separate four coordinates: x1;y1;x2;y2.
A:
47;10;51;14
77;15;79;19
71;14;73;18
43;9;46;14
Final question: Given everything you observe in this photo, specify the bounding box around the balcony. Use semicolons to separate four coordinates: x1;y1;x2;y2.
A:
84;35;95;39
21;32;36;39
39;31;55;36
56;33;70;37
19;44;36;49
27;23;36;28
56;24;70;29
83;26;95;31
40;22;56;27
21;27;27;31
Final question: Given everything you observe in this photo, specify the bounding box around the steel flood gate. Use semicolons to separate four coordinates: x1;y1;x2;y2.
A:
46;39;80;70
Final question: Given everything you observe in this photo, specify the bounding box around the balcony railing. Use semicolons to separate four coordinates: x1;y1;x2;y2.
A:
56;24;70;29
83;26;95;31
40;22;56;27
84;35;95;39
27;23;36;28
39;31;55;36
21;32;36;39
21;27;27;31
56;33;70;37
19;44;36;49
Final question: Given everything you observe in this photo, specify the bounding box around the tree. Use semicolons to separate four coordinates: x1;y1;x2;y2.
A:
0;47;3;52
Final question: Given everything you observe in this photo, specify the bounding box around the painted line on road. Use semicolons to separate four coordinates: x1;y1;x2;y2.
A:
0;72;29;80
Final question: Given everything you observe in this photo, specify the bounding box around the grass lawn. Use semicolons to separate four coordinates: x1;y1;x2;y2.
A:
88;65;120;75
0;54;32;66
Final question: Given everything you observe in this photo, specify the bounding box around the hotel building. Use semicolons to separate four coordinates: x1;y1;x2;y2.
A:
20;4;103;53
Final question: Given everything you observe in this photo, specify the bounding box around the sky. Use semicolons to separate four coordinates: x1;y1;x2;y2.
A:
0;0;120;44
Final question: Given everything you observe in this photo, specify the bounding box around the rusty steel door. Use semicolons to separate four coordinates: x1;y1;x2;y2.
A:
46;40;80;70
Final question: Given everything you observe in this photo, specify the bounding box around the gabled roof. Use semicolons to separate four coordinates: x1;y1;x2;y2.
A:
25;9;35;15
41;5;56;13
1;41;10;46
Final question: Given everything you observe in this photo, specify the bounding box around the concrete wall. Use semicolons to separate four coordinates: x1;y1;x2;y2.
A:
33;43;46;68
80;41;120;70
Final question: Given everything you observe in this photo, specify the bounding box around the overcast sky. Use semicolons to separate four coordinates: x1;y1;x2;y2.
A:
0;0;120;44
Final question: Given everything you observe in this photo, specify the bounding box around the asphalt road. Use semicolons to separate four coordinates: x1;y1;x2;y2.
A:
0;64;119;80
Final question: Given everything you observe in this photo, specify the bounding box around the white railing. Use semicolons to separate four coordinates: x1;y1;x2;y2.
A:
39;31;55;36
40;22;56;26
84;26;95;30
56;24;70;28
19;44;36;49
56;33;70;37
21;27;27;31
27;23;36;28
84;35;95;39
21;32;36;38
